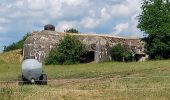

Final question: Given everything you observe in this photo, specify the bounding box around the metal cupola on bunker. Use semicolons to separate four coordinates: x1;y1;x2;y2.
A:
44;24;55;31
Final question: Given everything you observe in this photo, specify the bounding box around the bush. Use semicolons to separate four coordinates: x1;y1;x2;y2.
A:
64;28;79;33
111;44;133;62
3;33;30;52
45;35;87;65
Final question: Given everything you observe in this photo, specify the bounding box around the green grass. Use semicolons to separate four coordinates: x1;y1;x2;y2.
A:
0;60;170;100
1;60;170;81
45;60;170;79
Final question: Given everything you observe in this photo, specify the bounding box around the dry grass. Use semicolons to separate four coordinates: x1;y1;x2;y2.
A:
0;49;22;64
1;77;170;100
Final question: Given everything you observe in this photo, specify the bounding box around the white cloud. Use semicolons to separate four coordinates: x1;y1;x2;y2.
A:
112;13;143;37
0;25;8;33
111;5;131;17
27;0;46;10
0;0;142;34
127;14;143;37
15;0;24;7
88;10;96;17
55;21;77;32
80;17;99;29
0;26;4;32
80;7;111;29
113;23;129;35
62;0;89;6
110;0;141;17
0;18;11;24
100;7;111;21
47;0;63;19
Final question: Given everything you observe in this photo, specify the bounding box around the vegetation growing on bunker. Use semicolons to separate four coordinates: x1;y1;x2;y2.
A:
111;44;133;62
45;35;87;65
64;28;79;33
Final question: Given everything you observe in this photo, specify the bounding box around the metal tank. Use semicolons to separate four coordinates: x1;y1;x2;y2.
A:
18;59;47;85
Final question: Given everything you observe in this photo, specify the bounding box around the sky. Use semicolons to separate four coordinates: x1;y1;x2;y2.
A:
0;0;143;52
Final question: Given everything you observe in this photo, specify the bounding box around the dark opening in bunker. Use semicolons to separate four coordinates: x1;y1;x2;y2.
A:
80;51;95;63
135;54;146;61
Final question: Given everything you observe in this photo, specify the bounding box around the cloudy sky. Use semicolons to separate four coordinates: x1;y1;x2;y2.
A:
0;0;143;52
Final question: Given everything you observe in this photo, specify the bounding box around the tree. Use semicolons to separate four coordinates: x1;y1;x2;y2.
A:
64;28;79;33
111;44;133;62
138;0;170;59
3;33;30;52
45;35;87;65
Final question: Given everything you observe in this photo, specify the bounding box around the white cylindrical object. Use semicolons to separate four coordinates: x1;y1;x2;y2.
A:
21;59;42;81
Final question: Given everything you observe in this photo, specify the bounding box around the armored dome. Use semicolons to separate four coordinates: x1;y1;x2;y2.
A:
44;24;55;31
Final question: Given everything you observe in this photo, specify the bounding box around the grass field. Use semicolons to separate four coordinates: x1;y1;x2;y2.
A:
0;49;21;64
0;60;170;100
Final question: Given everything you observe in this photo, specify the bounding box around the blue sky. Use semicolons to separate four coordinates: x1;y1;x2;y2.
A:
0;0;143;52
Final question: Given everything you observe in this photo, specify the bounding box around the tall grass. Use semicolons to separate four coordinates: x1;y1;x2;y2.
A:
0;54;170;99
0;49;21;64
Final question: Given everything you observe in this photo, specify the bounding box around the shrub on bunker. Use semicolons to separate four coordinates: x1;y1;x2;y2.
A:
45;35;87;65
111;44;133;62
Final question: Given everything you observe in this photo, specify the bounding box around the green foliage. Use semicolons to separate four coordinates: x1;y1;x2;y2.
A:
138;0;170;59
45;35;87;65
64;28;79;33
3;33;30;52
111;44;133;62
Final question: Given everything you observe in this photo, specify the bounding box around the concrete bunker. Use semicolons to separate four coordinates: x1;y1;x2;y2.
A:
23;24;146;63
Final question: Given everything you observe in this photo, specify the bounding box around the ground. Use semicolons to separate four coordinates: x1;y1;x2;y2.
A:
0;50;170;100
